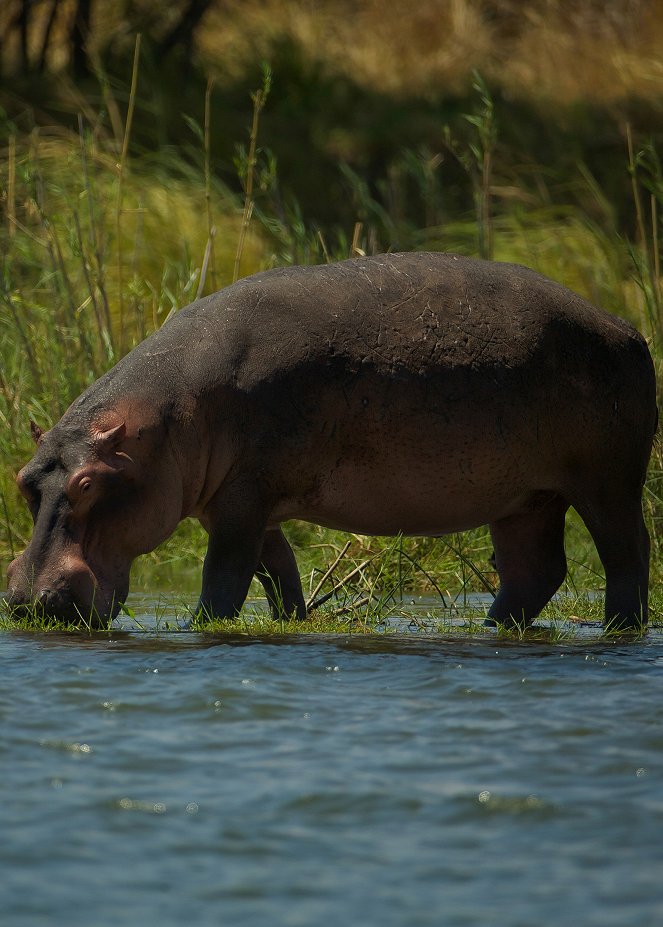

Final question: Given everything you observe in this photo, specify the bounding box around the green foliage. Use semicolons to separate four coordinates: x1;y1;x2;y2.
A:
0;85;263;569
2;61;663;631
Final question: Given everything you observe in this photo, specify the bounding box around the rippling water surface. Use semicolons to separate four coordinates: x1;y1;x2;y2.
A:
2;597;663;926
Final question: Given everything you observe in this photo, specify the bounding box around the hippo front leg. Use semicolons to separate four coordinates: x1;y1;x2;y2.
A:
197;485;268;620
197;530;263;619
256;527;307;620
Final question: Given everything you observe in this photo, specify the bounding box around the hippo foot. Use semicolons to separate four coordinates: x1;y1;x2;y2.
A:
602;615;647;637
483;615;534;633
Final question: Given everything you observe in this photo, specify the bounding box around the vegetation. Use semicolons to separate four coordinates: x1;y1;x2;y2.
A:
1;0;663;631
2;585;659;643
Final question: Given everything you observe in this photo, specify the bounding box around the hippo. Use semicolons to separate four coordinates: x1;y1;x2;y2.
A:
6;252;657;631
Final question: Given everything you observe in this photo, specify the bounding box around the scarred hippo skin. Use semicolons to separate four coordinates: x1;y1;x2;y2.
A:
6;252;658;630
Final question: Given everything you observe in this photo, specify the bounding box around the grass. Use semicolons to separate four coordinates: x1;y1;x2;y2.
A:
194;0;663;105
3;586;659;646
5;1;663;106
2;8;663;636
0;85;265;573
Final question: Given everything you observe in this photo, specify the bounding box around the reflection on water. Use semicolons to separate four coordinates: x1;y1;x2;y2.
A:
1;594;663;927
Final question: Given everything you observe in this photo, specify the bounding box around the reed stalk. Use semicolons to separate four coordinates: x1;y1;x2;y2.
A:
234;67;271;283
7;135;16;239
116;33;142;355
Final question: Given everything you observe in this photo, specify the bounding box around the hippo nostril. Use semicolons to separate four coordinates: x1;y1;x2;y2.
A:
39;588;73;612
21;587;67;619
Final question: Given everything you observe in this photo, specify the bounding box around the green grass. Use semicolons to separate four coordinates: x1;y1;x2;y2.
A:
3;587;659;645
2;66;663;635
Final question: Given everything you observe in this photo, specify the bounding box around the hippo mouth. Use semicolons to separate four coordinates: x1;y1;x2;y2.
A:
6;591;122;628
5;588;124;628
6;556;127;628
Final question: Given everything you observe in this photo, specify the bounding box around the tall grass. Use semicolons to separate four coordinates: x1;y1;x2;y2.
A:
1;62;663;608
0;79;265;577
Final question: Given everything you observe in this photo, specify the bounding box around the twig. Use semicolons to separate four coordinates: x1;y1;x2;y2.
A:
78;114;113;346
351;221;365;256
201;76;217;294
306;540;352;608
308;557;375;611
317;229;331;263
337;595;372;616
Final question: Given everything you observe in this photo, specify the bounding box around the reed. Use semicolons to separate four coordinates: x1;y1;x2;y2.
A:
116;33;142;356
234;65;271;282
1;63;662;620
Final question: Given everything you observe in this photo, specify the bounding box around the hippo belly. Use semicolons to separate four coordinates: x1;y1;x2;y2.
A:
277;424;539;536
269;366;552;536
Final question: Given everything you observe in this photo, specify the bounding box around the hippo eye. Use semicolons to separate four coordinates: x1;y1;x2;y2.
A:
66;473;94;505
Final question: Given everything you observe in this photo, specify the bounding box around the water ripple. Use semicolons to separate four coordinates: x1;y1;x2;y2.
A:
2;600;663;927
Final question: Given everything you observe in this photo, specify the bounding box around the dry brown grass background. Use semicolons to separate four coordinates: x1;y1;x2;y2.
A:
2;1;663;105
196;0;663;104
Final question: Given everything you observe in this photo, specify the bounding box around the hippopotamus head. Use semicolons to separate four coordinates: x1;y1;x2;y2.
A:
6;409;185;626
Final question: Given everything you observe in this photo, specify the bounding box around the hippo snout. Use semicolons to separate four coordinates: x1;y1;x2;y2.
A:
6;585;77;621
7;576;85;621
6;554;111;625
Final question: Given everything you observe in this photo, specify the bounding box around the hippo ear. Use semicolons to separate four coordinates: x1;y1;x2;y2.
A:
30;419;43;445
94;422;126;454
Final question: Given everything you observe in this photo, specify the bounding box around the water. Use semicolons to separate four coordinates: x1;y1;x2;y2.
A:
2;596;663;927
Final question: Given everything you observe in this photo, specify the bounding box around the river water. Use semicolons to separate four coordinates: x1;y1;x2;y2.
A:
2;597;663;927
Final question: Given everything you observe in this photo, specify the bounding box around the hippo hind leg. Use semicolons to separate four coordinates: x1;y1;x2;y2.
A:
487;494;569;630
573;492;649;633
256;527;307;621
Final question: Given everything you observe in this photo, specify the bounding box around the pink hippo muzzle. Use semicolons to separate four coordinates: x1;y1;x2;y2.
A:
6;552;124;626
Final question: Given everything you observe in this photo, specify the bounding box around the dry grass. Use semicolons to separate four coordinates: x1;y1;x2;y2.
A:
4;1;662;105
196;0;663;104
199;0;492;95
498;0;663;105
2;127;264;321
